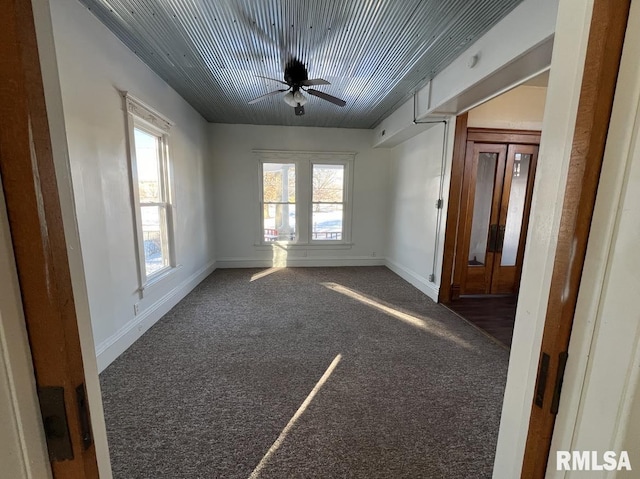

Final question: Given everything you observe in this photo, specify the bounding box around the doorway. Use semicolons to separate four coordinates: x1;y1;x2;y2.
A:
456;135;539;296
443;127;541;348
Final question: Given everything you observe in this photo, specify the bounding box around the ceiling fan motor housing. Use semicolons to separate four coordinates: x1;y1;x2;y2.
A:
248;57;346;114
284;58;309;87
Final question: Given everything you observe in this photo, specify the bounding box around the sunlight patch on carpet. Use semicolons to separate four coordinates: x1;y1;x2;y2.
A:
323;282;475;350
248;353;343;479
250;267;284;282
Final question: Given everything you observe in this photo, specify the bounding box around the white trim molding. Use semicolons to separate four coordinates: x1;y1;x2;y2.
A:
253;149;357;163
96;261;216;372
385;258;439;302
122;91;174;132
215;256;385;269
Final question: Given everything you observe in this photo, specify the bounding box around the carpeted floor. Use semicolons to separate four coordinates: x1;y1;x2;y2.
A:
100;267;509;479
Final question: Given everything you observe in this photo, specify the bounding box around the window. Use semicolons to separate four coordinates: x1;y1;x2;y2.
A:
257;151;354;245
312;164;345;241
262;163;296;242
124;93;175;288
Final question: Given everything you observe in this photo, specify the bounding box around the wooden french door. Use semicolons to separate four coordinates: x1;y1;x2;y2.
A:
457;141;538;295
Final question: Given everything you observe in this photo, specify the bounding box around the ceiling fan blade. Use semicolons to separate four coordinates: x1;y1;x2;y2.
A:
257;75;289;86
302;78;331;86
307;89;347;107
248;89;287;104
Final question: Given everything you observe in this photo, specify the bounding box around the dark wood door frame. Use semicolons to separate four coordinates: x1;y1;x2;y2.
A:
0;0;99;476
439;113;468;303
439;127;541;302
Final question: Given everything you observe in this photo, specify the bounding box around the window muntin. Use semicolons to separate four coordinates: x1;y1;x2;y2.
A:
312;164;345;241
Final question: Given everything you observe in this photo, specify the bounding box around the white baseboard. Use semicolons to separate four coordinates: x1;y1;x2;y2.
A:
215;256;385;269
385;258;439;302
96;261;216;372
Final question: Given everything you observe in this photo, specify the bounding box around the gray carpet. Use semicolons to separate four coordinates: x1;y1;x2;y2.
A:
100;267;508;478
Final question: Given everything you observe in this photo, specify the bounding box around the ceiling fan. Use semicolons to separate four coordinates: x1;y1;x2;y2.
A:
248;58;346;116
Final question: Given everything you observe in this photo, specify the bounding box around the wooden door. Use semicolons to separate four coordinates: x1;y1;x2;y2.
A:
0;0;100;476
457;142;538;295
490;144;539;294
458;142;507;294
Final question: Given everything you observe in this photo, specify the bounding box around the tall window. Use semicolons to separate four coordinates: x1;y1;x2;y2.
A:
134;127;171;276
124;93;175;288
312;164;345;241
257;151;353;245
262;163;296;242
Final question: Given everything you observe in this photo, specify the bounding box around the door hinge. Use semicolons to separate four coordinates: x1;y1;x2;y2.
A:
534;352;550;408
76;383;93;450
38;383;93;461
533;351;568;414
38;386;74;461
550;351;569;414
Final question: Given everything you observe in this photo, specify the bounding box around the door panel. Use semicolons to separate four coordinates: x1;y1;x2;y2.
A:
456;141;538;296
459;143;506;295
491;144;539;294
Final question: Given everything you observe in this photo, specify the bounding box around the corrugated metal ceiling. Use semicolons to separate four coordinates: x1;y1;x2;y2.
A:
79;0;524;128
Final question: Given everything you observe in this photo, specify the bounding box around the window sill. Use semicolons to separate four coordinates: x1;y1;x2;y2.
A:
254;242;354;251
139;264;182;297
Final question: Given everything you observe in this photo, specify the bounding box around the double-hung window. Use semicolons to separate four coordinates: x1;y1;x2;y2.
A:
312;163;345;241
124;93;175;289
257;151;354;245
262;163;296;242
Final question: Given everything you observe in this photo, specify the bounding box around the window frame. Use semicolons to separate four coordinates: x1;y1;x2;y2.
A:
260;161;298;243
309;160;350;244
123;92;176;293
256;150;355;247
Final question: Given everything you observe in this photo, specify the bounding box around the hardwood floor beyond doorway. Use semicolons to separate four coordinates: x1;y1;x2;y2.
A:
445;295;517;348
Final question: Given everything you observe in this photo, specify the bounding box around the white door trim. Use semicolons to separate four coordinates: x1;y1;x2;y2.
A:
0;177;52;479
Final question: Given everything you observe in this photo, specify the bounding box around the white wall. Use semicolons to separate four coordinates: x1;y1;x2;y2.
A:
385;122;454;301
210;124;389;267
49;0;216;371
467;85;547;130
429;0;557;112
374;0;557;147
383;83;546;303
